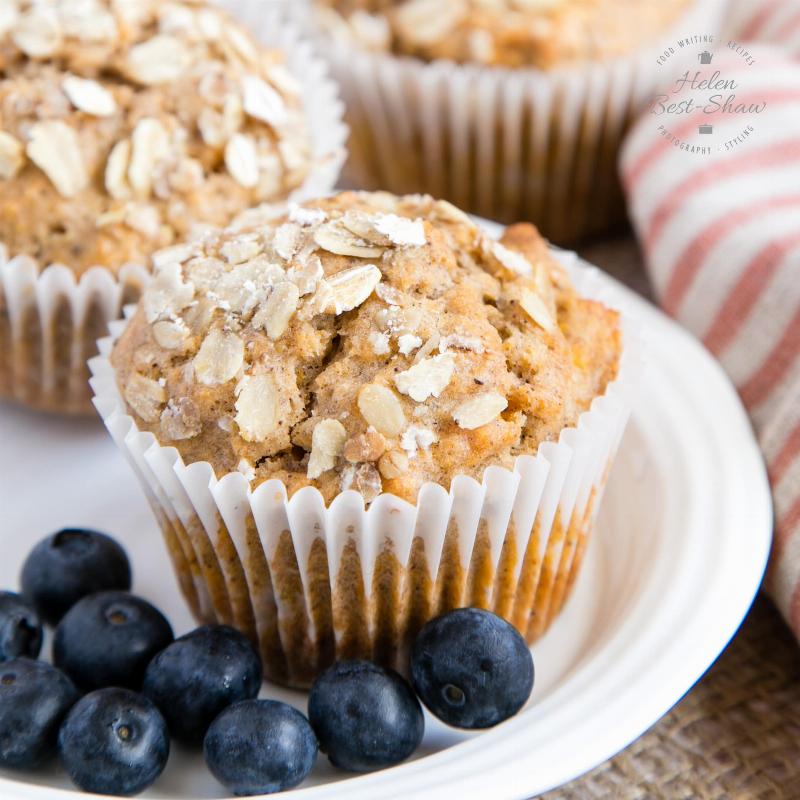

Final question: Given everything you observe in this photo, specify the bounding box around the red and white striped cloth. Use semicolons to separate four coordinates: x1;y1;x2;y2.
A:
621;1;800;637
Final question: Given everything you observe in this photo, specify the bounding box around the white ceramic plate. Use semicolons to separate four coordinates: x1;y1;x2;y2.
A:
0;253;772;800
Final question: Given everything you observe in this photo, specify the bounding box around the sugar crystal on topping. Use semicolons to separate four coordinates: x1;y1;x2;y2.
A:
400;426;437;458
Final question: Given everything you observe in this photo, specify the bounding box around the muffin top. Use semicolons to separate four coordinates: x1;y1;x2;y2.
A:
0;0;313;275
317;0;690;69
111;191;620;505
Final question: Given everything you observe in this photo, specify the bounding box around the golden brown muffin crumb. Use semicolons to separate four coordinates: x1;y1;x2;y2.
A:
112;191;621;504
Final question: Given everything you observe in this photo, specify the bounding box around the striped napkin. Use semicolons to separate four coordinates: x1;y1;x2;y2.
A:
621;1;800;636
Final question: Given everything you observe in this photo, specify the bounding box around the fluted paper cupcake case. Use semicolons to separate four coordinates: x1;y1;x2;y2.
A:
309;0;726;244
89;251;642;689
0;4;348;416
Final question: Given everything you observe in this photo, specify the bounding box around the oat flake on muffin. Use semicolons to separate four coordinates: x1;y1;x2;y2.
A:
112;191;621;505
0;0;314;274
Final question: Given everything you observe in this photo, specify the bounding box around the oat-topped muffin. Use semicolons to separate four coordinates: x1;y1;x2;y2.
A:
318;0;690;68
100;191;633;686
111;190;620;504
0;0;313;273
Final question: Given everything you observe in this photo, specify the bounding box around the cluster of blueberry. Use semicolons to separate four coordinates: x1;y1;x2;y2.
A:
0;528;535;796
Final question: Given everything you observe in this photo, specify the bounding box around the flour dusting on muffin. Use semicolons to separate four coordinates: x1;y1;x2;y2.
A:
112;191;621;504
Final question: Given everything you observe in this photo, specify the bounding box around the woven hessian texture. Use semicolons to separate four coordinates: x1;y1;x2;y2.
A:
539;596;799;799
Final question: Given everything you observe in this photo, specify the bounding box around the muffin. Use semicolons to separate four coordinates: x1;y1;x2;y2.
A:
310;0;727;242
92;191;637;687
0;0;345;415
319;0;690;68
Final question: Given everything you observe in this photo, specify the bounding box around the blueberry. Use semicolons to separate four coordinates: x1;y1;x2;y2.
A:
142;625;262;744
0;658;79;768
53;591;173;692
59;687;169;796
21;529;131;625
0;591;42;661
204;699;317;795
410;608;534;729
308;660;424;772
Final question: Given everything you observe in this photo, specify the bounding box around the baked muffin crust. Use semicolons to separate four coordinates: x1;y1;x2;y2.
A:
318;0;690;69
0;0;313;274
112;191;621;504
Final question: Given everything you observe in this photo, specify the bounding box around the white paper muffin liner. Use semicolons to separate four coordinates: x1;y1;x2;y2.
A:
89;249;642;688
308;0;727;243
0;4;347;416
0;254;150;415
